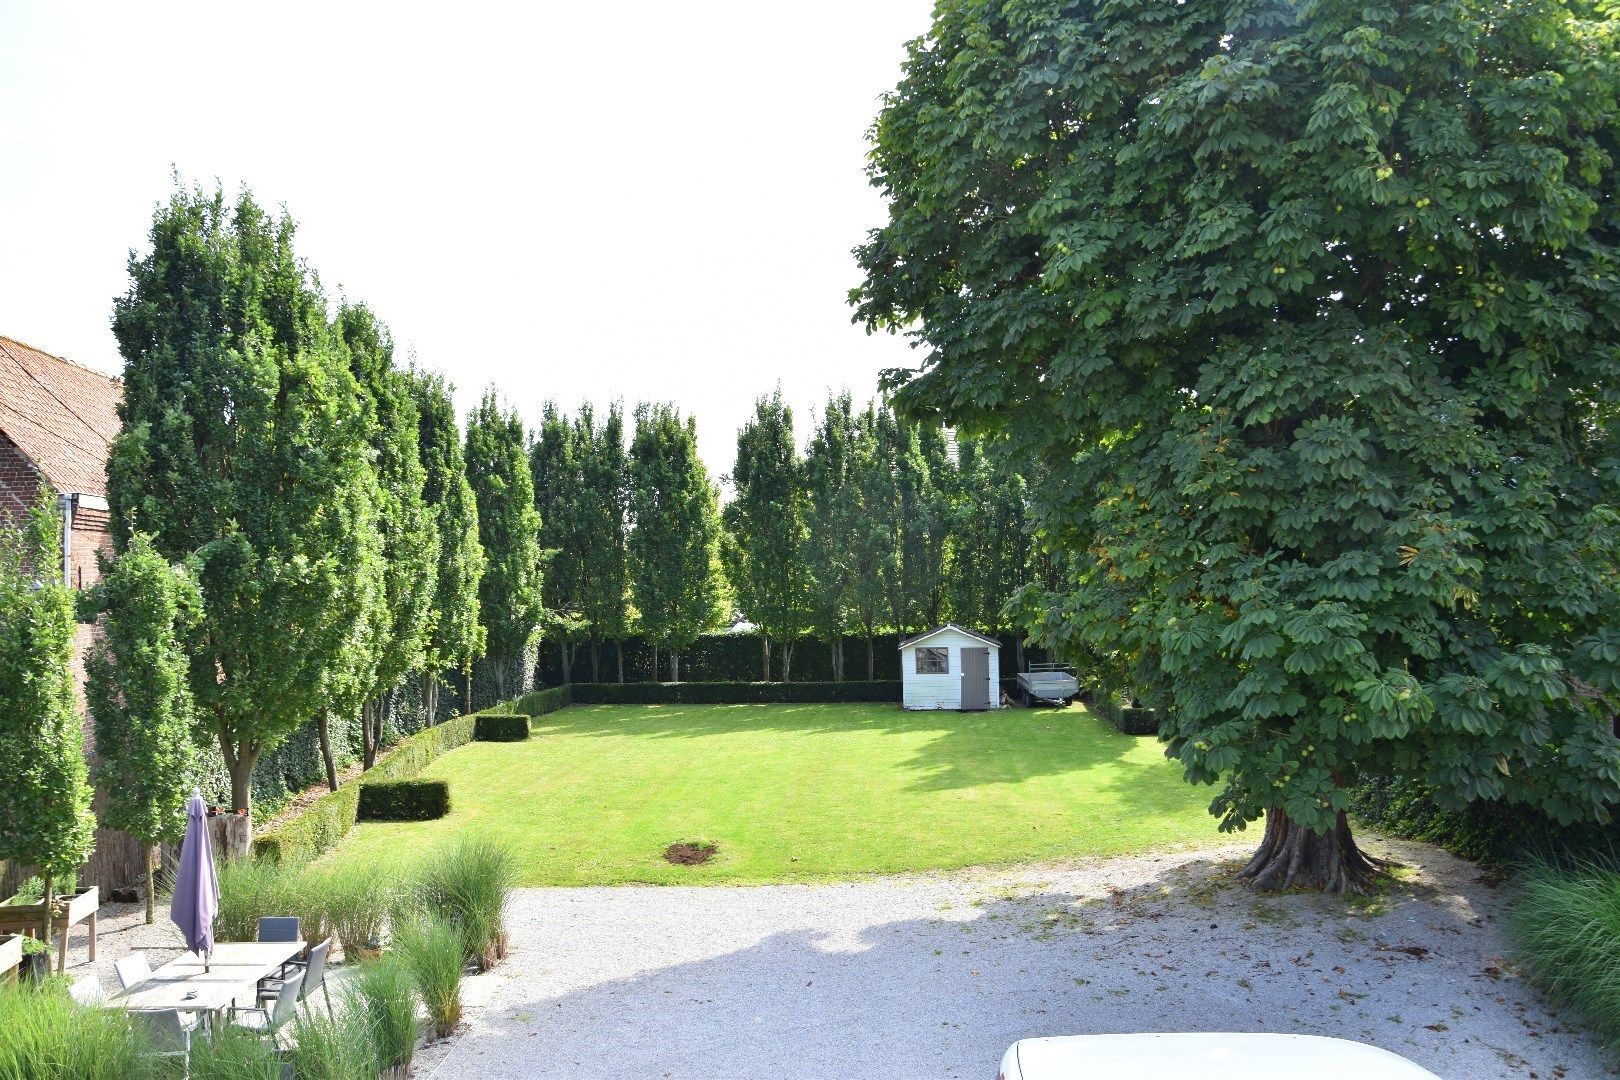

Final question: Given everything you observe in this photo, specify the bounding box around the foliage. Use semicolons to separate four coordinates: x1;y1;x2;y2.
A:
571;681;901;705
85;530;201;919
722;390;812;680
802;392;863;679
628;402;729;679
0;496;95;924
187;1021;284;1080
286;1005;379;1080
0;982;157;1080
392;914;464;1039
327;702;1218;886
465;389;544;698
1088;686;1162;738
574;402;633;678
473;714;531;742
530;402;591;678
844;405;905;673
340;304;438;769
216;856;314;943
2;871;74;907
1509;859;1620;1049
358;780;452;821
412;836;516;967
109;182;385;812
348;955;420;1068
410;368;487;695
947;436;1030;635
854;0;1620;866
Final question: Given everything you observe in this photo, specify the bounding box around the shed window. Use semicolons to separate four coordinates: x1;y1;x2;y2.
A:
915;647;948;674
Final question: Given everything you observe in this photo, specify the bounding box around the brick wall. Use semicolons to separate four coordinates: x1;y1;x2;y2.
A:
0;431;44;524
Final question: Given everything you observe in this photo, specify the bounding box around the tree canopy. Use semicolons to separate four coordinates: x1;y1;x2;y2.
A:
110;184;385;813
855;0;1620;891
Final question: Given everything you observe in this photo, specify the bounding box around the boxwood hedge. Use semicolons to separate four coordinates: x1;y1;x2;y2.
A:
357;779;451;822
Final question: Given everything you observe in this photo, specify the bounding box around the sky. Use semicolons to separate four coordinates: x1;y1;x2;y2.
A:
0;0;934;481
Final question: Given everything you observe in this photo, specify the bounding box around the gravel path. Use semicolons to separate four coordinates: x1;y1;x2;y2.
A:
419;840;1615;1080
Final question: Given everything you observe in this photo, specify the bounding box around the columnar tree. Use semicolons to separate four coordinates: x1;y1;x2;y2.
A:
110;184;384;815
855;0;1620;892
465;389;543;700
948;435;1031;655
628;403;728;682
341;305;436;769
576;403;631;682
530;403;589;682
722;390;811;680
410;370;486;720
803;392;862;681
0;495;96;937
847;403;898;677
86;532;201;923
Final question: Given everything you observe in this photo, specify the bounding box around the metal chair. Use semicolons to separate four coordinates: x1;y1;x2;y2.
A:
258;915;303;976
114;952;153;990
258;937;332;1014
231;969;304;1036
129;1009;197;1078
67;976;105;1004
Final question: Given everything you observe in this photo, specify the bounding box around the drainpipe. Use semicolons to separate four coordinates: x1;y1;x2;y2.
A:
58;492;73;587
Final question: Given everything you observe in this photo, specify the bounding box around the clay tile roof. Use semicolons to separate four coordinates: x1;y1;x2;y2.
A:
0;336;121;497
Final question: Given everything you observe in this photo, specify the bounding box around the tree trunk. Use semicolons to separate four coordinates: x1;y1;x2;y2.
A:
491;654;507;700
560;641;572;685
761;636;771;682
318;713;340;790
1015;636;1025;673
145;843;158;925
40;871;54;943
670;651;681;683
615;640;624;683
834;638;844;682
590;635;601;683
224;737;260;815
866;634;875;680
1238;808;1387;896
463;666;473;716
781;639;793;682
650;640;659;683
423;675;440;730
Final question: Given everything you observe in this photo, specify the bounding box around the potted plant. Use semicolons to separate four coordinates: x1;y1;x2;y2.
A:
16;935;50;983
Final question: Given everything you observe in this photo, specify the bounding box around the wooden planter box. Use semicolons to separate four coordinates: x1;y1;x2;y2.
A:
0;934;20;981
0;886;99;973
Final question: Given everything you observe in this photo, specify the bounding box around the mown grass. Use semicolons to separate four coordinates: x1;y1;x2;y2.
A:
1509;859;1620;1048
325;702;1222;886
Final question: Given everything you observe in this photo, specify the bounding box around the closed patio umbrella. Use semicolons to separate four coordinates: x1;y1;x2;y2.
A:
170;790;220;972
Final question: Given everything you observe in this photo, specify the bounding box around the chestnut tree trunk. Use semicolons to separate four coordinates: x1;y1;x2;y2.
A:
1238;808;1387;896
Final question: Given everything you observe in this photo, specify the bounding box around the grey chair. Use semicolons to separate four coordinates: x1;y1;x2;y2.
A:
258;915;303;976
114;952;153;990
231;969;304;1036
258;937;332;1014
129;1009;197;1078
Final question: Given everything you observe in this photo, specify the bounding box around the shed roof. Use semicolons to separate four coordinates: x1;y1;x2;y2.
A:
897;623;1000;650
0;336;121;497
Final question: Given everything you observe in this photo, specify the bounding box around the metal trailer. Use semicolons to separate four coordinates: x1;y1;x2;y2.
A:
1016;663;1079;706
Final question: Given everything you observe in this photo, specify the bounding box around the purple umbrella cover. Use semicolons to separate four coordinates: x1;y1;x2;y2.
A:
170;791;220;969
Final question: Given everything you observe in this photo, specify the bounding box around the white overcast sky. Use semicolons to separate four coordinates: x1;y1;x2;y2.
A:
0;1;932;480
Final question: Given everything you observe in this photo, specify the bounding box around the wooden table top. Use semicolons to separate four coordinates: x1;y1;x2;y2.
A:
110;940;304;1013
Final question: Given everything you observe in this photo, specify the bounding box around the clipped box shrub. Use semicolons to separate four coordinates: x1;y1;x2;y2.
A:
358;779;451;822
515;685;571;717
571;680;901;705
1089;686;1161;737
474;713;532;741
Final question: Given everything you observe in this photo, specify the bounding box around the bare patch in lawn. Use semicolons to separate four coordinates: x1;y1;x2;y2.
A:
665;841;718;866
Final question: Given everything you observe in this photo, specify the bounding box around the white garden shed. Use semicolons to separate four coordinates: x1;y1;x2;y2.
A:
899;624;1001;711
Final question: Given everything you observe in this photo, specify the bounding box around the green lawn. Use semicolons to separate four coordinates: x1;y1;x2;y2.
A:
326;702;1224;885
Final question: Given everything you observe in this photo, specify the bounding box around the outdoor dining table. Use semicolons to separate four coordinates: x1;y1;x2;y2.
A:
110;940;305;1016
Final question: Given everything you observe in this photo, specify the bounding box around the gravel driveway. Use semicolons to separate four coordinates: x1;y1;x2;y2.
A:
418;840;1615;1080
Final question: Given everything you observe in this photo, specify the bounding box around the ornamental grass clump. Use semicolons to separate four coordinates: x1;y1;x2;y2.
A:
186;1022;284;1080
393;914;464;1039
319;862;395;961
413;836;517;968
349;954;421;1070
0;981;156;1080
1509;860;1620;1047
286;1006;379;1080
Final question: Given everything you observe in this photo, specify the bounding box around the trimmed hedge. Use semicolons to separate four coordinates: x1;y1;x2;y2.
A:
253;712;480;863
1088;686;1161;736
474;714;532;741
515;685;572;717
570;680;901;705
358;780;451;822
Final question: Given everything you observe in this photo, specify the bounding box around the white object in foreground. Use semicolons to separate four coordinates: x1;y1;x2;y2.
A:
998;1033;1443;1079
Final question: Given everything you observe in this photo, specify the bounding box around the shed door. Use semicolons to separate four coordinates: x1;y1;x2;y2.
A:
961;647;991;710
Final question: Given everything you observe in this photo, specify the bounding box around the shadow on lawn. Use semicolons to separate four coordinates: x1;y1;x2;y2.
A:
425;849;1590;1080
529;702;1176;802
